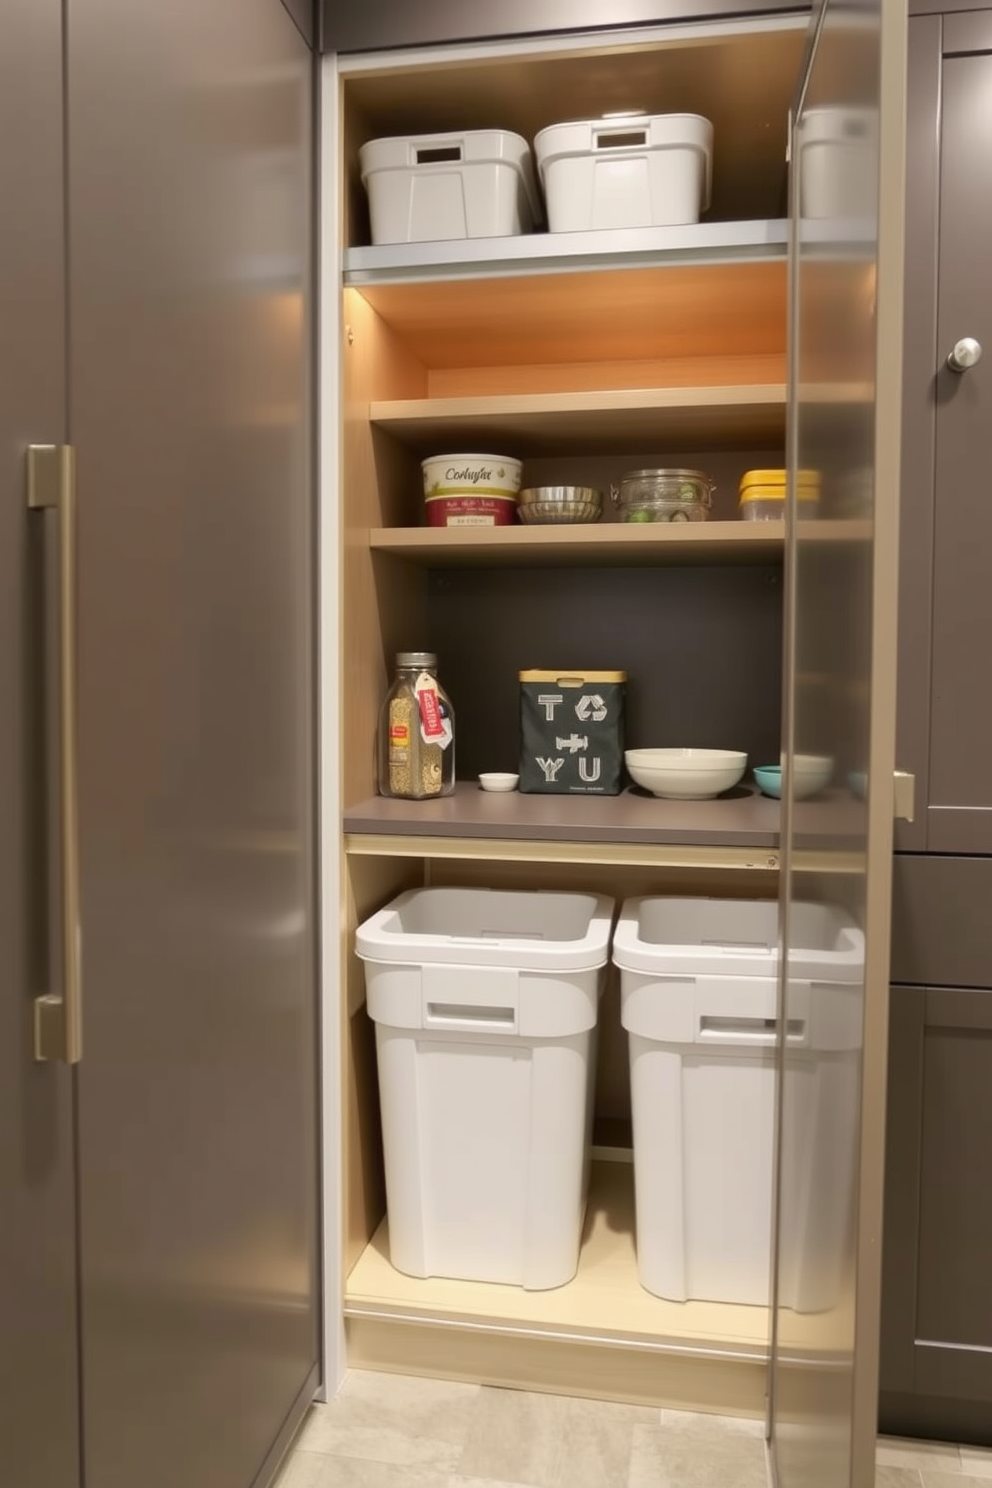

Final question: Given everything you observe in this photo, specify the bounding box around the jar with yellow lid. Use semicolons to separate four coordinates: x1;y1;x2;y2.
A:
738;468;821;521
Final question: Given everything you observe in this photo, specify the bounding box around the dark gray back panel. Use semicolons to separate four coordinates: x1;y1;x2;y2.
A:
425;563;783;779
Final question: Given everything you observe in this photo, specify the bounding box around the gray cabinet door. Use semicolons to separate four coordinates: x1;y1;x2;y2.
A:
66;2;320;1486
881;984;992;1440
929;35;992;851
0;5;80;1487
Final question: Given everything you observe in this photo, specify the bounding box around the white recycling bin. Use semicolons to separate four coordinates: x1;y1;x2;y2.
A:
356;887;614;1290
613;897;863;1311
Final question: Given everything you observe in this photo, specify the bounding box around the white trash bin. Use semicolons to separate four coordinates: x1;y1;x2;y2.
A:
356;887;614;1289
613;897;863;1310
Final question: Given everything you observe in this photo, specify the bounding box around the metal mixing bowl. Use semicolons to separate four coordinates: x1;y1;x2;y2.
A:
516;485;603;525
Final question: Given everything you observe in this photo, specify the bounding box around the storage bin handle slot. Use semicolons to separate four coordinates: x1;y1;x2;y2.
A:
595;129;648;150
426;1002;515;1028
699;1015;806;1045
415;145;462;164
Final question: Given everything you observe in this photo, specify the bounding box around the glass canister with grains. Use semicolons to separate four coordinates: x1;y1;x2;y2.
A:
377;652;455;799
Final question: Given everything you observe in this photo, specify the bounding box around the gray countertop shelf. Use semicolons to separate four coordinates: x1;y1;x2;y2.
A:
342;220;789;286
343;780;782;850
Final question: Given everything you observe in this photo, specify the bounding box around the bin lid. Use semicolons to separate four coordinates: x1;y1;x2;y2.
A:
356;887;615;972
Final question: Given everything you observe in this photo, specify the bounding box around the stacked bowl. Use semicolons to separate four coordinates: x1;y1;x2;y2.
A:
517;485;603;525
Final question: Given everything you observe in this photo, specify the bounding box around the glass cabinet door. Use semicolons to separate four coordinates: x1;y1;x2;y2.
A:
769;0;906;1483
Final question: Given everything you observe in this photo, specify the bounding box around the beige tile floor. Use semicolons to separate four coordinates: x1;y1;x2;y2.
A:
273;1371;992;1488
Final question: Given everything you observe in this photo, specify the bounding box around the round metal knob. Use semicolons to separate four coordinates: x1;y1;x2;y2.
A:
947;337;983;373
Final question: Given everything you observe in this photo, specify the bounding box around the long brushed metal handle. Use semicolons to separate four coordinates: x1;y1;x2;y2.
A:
27;444;82;1064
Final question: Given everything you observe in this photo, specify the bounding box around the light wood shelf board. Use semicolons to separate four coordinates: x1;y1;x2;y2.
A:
367;520;785;568
344;834;781;872
344;1315;769;1414
369;385;788;456
345;1164;769;1358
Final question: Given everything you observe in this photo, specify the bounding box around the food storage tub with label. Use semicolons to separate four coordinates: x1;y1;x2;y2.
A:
534;113;713;232
613;896;863;1310
356;887;614;1289
359;129;541;244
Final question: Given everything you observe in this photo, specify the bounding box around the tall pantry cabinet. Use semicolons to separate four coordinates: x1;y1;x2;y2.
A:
319;6;905;1487
881;2;992;1445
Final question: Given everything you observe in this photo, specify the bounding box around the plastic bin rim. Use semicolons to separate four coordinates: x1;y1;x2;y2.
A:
356;888;616;974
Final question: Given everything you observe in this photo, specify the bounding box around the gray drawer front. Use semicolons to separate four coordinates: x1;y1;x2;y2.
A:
891;855;992;987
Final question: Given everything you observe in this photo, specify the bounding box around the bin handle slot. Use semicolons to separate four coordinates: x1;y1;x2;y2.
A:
700;938;773;952
594;128;648;150
415;145;463;164
426;1002;515;1027
699;1016;806;1044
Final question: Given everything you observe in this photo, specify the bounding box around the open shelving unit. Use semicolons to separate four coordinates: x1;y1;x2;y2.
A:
329;13;862;1414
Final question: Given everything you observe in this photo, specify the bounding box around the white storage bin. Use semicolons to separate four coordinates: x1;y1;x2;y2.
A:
613;897;863;1310
358;130;541;245
356;887;614;1289
534;113;713;232
799;107;878;220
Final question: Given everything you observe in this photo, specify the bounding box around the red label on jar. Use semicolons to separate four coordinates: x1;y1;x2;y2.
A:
417;685;444;739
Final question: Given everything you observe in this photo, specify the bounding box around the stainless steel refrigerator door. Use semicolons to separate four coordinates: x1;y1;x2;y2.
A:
66;4;320;1486
0;5;81;1487
769;0;905;1484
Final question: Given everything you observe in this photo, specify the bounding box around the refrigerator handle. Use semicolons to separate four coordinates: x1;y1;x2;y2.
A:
27;444;82;1064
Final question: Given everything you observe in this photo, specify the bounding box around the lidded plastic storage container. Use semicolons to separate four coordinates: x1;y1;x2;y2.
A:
739;468;821;521
799;107;878;220
613;468;714;524
356;887;614;1289
534;113;713;232
359;130;541;244
613;896;863;1310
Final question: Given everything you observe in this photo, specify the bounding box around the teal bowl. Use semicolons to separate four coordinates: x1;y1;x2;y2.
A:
753;765;782;798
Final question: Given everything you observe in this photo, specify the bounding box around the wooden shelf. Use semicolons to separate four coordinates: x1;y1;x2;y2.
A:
370;385;787;458
368;520;785;568
345;1163;769;1360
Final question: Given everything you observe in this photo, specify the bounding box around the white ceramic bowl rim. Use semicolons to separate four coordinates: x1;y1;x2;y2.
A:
625;747;747;768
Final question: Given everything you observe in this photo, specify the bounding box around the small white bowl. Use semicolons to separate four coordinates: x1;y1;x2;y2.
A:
625;748;747;801
479;772;519;793
791;754;834;798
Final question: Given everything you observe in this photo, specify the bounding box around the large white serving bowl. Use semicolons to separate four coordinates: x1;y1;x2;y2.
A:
625;748;748;800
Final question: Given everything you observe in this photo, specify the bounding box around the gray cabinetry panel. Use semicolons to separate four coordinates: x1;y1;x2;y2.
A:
320;0;806;54
881;985;992;1434
0;5;79;1487
927;49;992;852
944;11;992;51
895;15;941;852
917;988;992;1348
890;855;992;988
